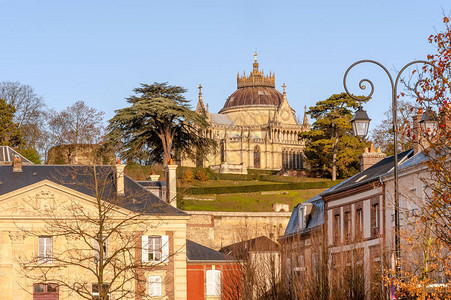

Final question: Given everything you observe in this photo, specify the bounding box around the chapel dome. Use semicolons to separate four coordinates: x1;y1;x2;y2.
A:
223;87;283;109
220;53;283;111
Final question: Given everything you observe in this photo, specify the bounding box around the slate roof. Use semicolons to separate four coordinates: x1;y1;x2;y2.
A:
186;240;234;262
219;236;278;259
0;165;187;216
322;149;414;196
0;146;33;164
282;150;415;238
136;180;166;188
210;113;235;126
282;177;351;237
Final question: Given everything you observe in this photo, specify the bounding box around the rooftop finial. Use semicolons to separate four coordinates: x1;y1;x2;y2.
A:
282;83;286;95
237;53;275;88
196;84;206;115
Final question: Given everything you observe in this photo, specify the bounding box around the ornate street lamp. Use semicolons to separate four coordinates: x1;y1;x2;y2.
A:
350;106;371;138
343;59;437;284
419;107;438;134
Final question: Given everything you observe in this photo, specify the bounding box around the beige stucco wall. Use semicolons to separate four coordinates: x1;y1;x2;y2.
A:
0;180;189;300
186;211;291;250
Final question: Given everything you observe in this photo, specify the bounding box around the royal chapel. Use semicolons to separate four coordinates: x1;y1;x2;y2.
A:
180;53;310;174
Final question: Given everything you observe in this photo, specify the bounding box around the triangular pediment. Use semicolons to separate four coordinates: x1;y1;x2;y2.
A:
275;97;298;125
0;180;130;218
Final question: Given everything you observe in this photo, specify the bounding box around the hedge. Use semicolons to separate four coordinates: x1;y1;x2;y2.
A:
180;180;342;195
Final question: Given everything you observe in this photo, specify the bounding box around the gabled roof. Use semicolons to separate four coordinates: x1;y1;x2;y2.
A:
397;150;429;173
322;149;414;196
0;165;187;216
0;146;33;164
186;240;234;262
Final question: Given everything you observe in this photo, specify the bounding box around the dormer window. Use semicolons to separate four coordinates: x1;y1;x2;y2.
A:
298;203;313;231
299;206;305;230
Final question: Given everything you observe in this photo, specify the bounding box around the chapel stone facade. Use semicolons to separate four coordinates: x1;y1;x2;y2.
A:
181;53;310;173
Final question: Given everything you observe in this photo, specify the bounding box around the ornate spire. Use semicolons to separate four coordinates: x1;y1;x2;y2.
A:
303;105;309;126
195;84;206;116
253;51;259;73
282;83;286;96
237;53;275;88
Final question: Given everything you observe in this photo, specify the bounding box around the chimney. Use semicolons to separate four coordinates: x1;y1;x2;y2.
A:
412;108;425;155
115;158;125;196
164;159;178;207
13;155;22;172
359;143;387;171
148;171;160;182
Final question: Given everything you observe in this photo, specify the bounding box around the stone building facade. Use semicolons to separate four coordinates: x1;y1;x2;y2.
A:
180;53;310;173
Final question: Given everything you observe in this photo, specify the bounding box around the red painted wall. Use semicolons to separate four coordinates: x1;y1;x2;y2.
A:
187;264;241;300
187;265;205;300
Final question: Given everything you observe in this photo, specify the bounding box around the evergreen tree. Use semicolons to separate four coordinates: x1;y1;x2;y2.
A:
0;98;23;147
108;82;215;165
301;93;368;180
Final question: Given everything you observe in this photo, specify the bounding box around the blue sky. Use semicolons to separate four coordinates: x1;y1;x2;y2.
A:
0;0;448;132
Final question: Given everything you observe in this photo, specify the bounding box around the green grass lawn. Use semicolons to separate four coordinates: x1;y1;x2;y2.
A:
181;188;326;212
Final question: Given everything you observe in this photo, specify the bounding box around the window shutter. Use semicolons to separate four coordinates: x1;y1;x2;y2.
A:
161;235;169;263
206;270;220;296
103;239;108;259
142;236;149;263
214;270;221;295
46;237;53;260
38;237;45;260
206;270;213;295
93;238;100;261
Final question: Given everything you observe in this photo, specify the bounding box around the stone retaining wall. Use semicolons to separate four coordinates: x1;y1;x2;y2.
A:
186;210;291;250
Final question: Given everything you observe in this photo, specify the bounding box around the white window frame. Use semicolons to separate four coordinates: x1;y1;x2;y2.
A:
142;235;169;263
148;275;162;296
206;269;221;296
38;236;52;263
356;208;363;235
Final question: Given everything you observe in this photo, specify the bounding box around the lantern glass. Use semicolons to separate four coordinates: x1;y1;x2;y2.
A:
420;120;437;134
419;108;438;135
351;119;370;137
351;106;371;138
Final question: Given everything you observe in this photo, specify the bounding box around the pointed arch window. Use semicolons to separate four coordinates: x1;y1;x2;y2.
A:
254;146;261;169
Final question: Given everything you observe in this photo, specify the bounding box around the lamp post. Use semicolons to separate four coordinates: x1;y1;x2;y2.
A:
343;59;436;280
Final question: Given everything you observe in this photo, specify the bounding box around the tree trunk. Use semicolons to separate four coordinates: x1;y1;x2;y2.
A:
161;129;173;166
332;123;338;181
